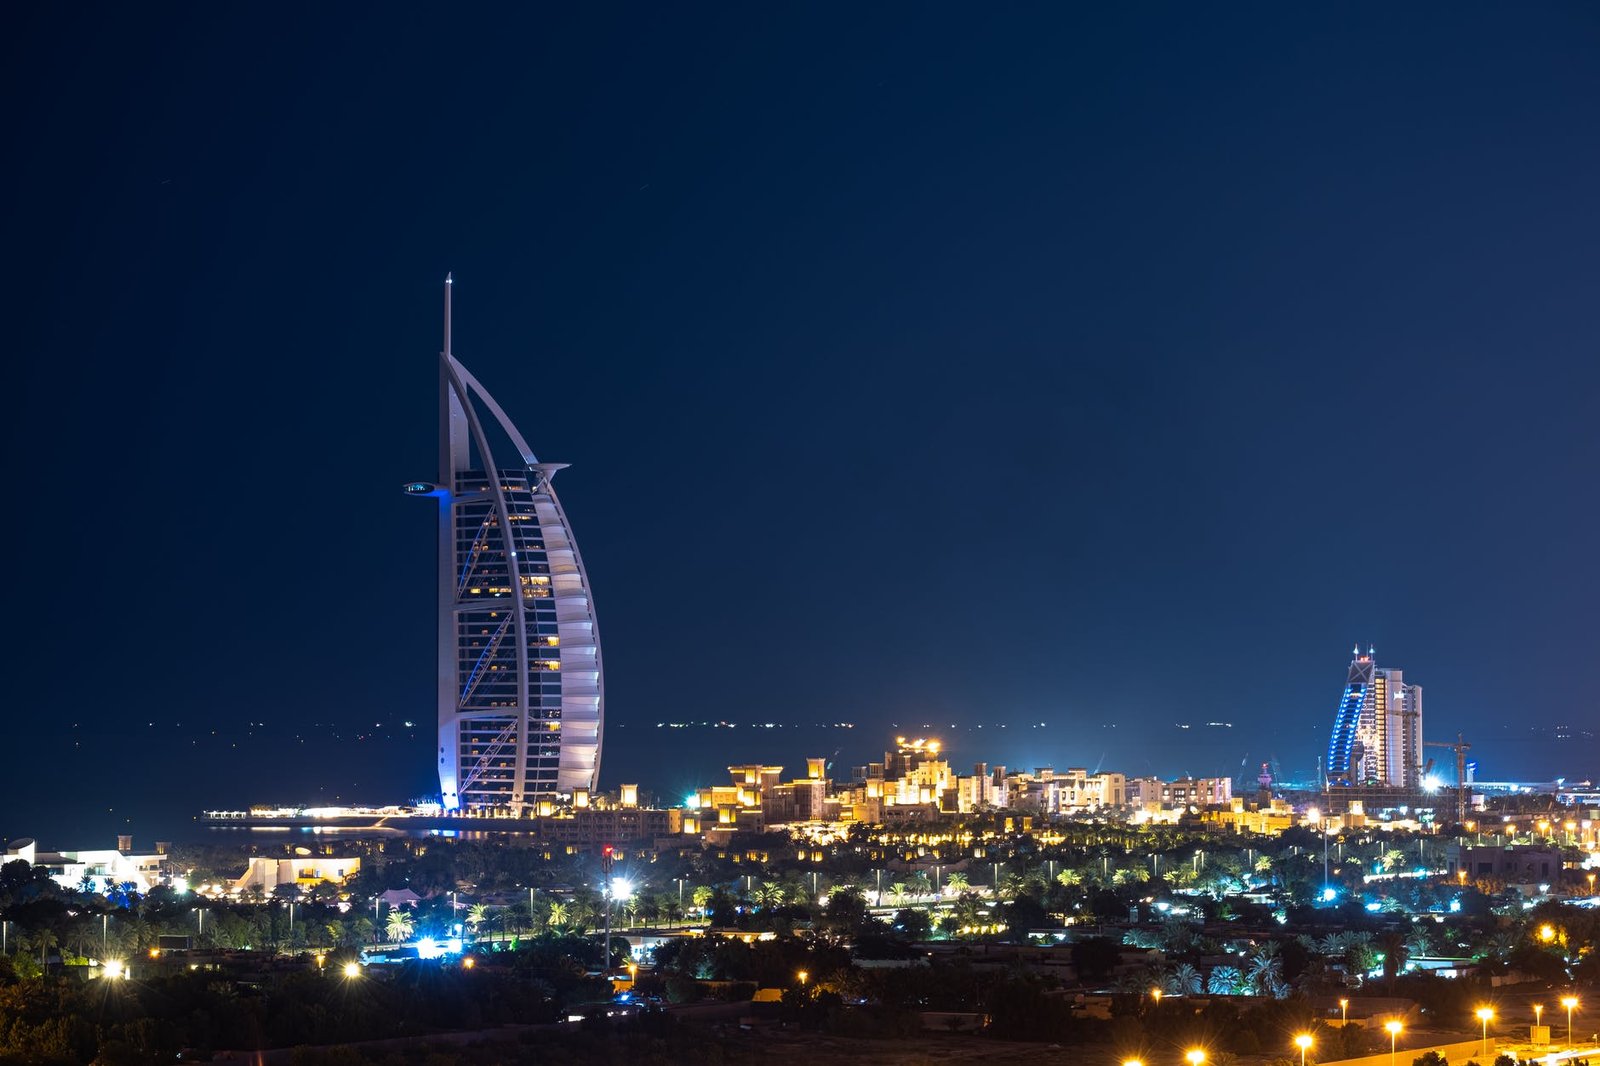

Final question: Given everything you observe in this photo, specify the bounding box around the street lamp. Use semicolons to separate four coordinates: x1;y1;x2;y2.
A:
1386;1020;1403;1066
1476;1007;1493;1058
1186;1049;1206;1066
1340;998;1349;1026
1535;1004;1544;1034
1562;996;1579;1047
797;970;808;987
1295;1034;1313;1066
1152;988;1163;1007
342;961;361;978
1123;1059;1143;1066
1540;924;1557;944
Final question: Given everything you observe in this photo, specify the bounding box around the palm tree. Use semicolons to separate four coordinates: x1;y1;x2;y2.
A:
1207;965;1244;995
384;911;413;944
752;883;785;909
944;871;970;895
691;886;714;916
888;882;909;906
31;928;59;965
546;901;571;931
1171;963;1203;995
466;903;490;941
1247;953;1285;997
949;892;982;934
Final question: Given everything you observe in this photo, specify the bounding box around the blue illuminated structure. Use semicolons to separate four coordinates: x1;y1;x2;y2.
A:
1324;646;1423;789
408;277;603;812
1326;651;1376;786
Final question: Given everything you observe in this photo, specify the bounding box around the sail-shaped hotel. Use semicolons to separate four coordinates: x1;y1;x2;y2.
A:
405;278;603;812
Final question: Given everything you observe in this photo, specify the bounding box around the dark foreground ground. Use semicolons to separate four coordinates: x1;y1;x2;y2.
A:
268;1023;1074;1066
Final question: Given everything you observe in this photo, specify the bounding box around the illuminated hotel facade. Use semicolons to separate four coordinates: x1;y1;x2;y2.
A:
406;278;603;812
1326;647;1422;789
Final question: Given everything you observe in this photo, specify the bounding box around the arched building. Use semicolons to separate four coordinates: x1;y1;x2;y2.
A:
406;277;603;811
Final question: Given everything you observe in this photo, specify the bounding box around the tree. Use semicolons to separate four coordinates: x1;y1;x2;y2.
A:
944;872;969;895
1208;965;1244;994
691;886;714;915
893;908;932;941
466;903;490;940
1171;963;1203;995
384;911;413;943
1247;953;1286;998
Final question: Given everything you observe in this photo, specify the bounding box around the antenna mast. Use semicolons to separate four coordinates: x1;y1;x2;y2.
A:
444;273;453;357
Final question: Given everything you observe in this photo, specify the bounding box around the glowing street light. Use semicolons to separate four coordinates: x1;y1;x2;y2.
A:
1186;1050;1206;1066
102;959;127;980
1123;1059;1144;1066
1340;998;1349;1026
1152;988;1163;1007
1540;924;1557;944
342;961;362;979
1476;1007;1493;1058
1562;996;1579;1047
1295;1034;1313;1066
1386;1020;1403;1066
462;956;476;970
1535;1004;1544;1032
797;970;808;987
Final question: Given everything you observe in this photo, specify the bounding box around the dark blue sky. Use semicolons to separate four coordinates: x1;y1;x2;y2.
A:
5;5;1599;837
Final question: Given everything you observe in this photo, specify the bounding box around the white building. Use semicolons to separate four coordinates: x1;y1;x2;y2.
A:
232;856;361;894
408;278;603;813
4;837;168;894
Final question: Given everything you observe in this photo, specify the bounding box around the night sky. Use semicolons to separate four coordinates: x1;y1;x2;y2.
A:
6;5;1600;840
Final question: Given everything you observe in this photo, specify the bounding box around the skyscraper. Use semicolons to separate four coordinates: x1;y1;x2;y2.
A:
1326;646;1422;789
406;277;603;812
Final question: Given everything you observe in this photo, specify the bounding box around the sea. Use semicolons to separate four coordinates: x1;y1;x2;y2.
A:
5;717;1593;851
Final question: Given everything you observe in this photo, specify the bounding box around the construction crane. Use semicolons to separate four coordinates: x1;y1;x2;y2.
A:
1423;733;1472;825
